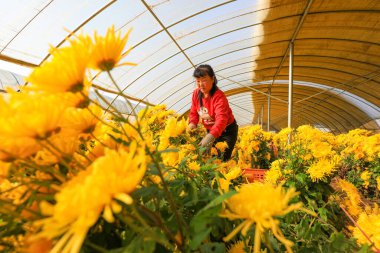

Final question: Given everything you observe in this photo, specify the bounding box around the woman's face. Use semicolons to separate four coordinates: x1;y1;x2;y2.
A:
196;75;213;96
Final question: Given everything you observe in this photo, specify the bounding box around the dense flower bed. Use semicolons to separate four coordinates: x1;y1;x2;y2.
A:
0;26;379;253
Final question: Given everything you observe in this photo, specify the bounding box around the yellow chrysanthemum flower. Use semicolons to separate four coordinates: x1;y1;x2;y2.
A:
0;92;65;139
162;147;179;167
227;240;249;253
188;161;200;171
360;171;372;189
163;117;187;138
352;211;380;251
0;179;29;205
36;143;146;253
310;141;333;159
60;104;103;137
273;127;292;149
376;177;380;191
224;166;242;181
307;157;337;182
217;166;242;193
89;25;135;71
0;137;40;162
33;135;80;166
221;183;312;253
215;141;228;153
211;147;219;156
0;161;10;180
27;35;91;93
336;179;362;217
265;167;283;185
158;135;170;150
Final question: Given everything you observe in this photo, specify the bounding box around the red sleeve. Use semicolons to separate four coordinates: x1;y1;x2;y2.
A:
189;89;199;125
209;92;229;139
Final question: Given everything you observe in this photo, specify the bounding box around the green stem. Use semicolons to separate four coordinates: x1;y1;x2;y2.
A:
43;138;86;171
264;231;275;253
147;150;185;249
106;70;139;123
137;204;181;247
92;89;127;121
84;241;109;253
17;159;66;183
79;90;129;138
116;213;174;250
36;139;68;167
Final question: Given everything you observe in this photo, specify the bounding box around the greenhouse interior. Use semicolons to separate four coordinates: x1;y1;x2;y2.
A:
0;0;379;252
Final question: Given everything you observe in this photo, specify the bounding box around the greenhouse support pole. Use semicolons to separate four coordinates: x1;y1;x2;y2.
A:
267;92;271;131
288;42;294;143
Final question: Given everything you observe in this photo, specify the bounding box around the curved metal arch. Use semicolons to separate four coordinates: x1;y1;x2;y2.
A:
194;72;379;114
268;101;356;133
229;100;340;133
127;5;380;114
0;1;55;54
266;73;380;111
177;10;380;55
266;91;370;128
38;1;118;65
151;44;380;107
272;74;380;103
254;47;380;69
255;55;380;69
256;65;377;82
127;26;380;109
244;93;362;130
215;72;377;110
255;56;380;73
168;73;376;114
232;111;255;123
253;90;366;129
256;38;380;57
257;66;380;98
158;66;272;107
267;79;380;115
224;84;371;127
12;3;380;79
157;64;264;105
229;101;255;115
124;41;260;106
128;0;237;51
261;103;346;133
262;97;353;132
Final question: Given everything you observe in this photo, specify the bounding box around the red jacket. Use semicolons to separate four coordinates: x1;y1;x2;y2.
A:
189;88;235;139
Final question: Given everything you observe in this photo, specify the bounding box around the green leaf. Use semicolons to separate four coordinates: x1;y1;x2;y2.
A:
198;191;236;215
199;242;225;253
158;148;179;154
356;244;372;253
189;192;235;250
110;236;156;253
318;207;328;222
296;173;308;184
189;227;212;250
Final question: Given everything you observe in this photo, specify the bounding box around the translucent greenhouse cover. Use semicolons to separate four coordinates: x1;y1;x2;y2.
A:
0;0;379;133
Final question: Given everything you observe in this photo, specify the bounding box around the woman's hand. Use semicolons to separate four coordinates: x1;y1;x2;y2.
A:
199;133;215;148
187;123;197;133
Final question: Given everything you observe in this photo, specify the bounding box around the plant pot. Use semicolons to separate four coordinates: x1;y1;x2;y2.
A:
242;168;267;183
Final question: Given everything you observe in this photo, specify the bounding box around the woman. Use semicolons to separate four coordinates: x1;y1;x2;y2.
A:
188;64;238;161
